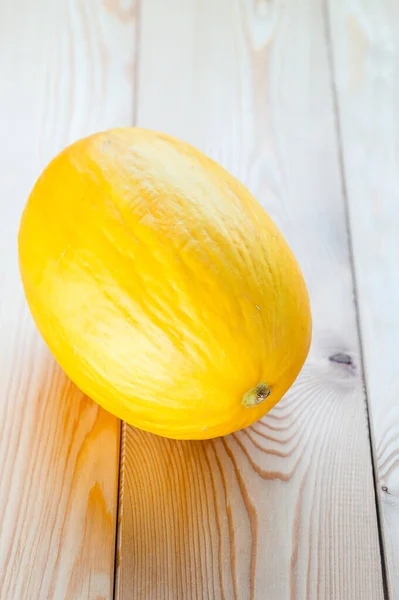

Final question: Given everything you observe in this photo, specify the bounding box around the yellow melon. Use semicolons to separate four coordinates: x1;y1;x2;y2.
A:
18;128;311;439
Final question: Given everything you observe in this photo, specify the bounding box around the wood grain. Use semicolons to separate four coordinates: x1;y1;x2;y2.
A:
115;0;385;598
0;1;136;598
327;0;399;596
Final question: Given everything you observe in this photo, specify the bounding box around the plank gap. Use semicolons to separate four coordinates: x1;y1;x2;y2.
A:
114;421;128;598
132;0;142;127
113;2;141;595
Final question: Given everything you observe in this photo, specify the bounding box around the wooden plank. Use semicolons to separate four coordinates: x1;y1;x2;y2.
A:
115;0;385;598
326;0;399;596
0;1;136;598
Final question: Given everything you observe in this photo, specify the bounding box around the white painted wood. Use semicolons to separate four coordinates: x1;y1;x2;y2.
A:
115;0;385;598
327;0;399;596
0;1;136;597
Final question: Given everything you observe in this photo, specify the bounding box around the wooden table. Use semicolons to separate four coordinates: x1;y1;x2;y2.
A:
0;1;397;598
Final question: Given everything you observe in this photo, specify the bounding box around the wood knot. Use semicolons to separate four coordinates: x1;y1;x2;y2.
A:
329;352;353;367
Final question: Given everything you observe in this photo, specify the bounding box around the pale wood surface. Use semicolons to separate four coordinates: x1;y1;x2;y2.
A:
1;0;395;598
115;0;385;598
0;1;136;598
327;0;399;597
